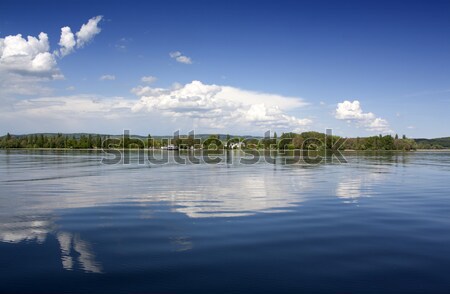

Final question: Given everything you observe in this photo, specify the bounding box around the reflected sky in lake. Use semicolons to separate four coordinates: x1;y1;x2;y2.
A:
1;150;450;293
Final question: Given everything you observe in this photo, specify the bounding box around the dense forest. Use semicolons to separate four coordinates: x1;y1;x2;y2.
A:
0;131;439;150
414;137;450;149
0;133;108;149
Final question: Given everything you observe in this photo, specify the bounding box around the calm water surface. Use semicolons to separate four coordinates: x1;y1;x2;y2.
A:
1;150;450;293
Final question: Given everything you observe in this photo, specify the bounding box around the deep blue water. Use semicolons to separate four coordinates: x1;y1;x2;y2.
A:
1;150;450;293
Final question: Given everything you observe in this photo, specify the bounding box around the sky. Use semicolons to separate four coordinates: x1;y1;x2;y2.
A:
0;0;449;138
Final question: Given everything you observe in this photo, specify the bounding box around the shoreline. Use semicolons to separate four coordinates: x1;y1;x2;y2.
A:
1;148;450;152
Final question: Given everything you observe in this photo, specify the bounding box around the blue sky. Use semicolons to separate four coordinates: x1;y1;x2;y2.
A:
0;0;449;138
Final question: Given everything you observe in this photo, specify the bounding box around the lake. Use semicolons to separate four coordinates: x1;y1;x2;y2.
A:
1;150;450;293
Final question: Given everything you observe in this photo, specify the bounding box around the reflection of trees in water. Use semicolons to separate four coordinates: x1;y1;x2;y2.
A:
350;151;412;166
0;216;102;274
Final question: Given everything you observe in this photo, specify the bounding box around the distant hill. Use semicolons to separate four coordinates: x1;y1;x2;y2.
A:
414;137;450;148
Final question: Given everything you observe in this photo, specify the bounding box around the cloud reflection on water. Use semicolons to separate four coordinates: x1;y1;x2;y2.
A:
0;151;395;275
0;217;102;273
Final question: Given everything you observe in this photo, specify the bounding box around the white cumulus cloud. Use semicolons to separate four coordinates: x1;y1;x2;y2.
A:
56;16;103;57
0;16;103;99
169;51;192;64
76;16;103;48
58;27;76;57
0;80;312;134
335;100;391;133
131;80;311;132
0;32;58;77
367;117;390;132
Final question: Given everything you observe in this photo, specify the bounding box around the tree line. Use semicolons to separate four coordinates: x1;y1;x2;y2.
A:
0;133;107;149
0;132;425;151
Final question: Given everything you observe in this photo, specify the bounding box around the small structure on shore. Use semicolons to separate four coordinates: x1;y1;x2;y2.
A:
161;144;179;150
226;142;245;149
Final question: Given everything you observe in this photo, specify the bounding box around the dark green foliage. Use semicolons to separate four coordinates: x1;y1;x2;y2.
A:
344;134;416;151
0;133;109;149
202;134;223;149
414;137;450;149
0;132;443;151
